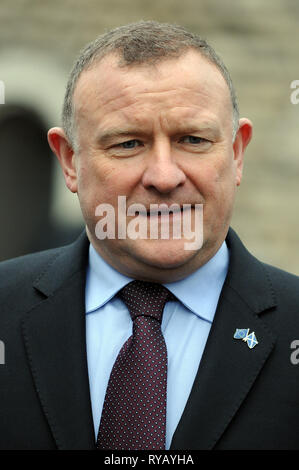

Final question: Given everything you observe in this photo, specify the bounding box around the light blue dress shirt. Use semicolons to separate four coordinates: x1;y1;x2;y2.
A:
85;242;229;449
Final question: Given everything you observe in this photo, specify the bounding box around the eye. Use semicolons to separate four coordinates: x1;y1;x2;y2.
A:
118;139;142;149
179;135;207;144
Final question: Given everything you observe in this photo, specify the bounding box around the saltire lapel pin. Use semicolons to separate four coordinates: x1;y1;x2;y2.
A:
234;328;258;349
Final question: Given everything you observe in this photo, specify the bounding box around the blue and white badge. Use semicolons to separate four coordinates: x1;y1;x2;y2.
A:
234;328;258;349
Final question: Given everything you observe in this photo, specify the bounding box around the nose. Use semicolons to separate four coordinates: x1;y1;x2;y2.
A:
141;140;186;194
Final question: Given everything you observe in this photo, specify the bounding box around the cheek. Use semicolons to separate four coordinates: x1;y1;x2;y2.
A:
207;161;237;223
190;162;227;197
207;155;236;192
190;155;236;219
77;157;140;208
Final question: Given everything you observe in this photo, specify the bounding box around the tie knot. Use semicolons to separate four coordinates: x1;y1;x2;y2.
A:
118;280;175;322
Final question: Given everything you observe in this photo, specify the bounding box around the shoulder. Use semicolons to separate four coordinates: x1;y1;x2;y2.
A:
0;245;67;290
0;231;89;314
0;230;89;286
226;227;299;313
227;227;299;285
261;261;299;304
0;245;70;323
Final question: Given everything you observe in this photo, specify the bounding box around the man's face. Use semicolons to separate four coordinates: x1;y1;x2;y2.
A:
50;49;252;282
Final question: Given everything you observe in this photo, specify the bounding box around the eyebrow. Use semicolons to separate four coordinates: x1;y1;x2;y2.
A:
96;128;145;146
174;125;218;135
96;122;220;146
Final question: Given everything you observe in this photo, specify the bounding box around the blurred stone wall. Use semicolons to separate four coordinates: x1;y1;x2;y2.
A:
0;0;299;273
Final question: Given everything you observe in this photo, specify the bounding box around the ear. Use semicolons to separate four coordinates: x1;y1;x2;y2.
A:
47;127;78;193
232;118;253;186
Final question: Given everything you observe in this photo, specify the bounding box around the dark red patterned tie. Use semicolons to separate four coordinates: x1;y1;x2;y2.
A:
96;280;175;450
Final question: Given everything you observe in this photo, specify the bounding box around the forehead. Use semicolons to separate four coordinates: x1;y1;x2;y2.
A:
73;50;232;128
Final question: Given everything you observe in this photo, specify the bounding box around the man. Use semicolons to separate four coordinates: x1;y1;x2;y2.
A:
0;21;299;450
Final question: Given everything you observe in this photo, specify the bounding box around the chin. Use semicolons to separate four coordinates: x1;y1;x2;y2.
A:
129;239;200;270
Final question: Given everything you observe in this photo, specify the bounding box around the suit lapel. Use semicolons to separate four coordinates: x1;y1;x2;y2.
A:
22;231;96;449
170;229;277;450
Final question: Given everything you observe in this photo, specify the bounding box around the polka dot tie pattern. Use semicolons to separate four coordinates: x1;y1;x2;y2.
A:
96;280;175;450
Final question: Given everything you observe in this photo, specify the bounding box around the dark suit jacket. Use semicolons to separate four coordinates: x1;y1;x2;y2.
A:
0;228;299;450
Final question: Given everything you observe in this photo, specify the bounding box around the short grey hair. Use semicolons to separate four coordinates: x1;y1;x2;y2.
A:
62;20;240;148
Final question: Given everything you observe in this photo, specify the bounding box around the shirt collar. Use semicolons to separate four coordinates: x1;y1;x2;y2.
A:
85;242;229;323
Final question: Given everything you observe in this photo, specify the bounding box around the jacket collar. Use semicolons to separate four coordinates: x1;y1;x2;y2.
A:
33;227;276;314
224;228;276;314
32;230;90;297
